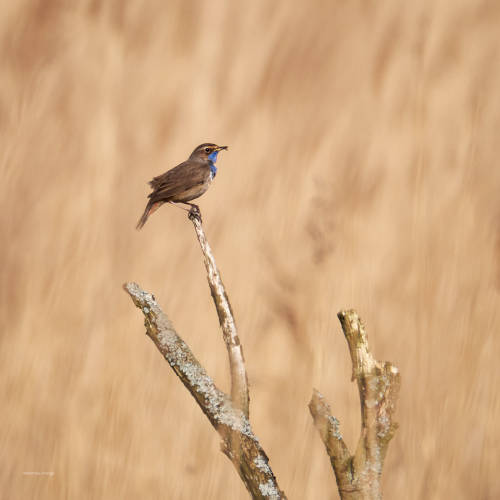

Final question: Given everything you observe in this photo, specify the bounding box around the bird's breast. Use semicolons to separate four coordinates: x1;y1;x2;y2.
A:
172;181;211;202
209;162;217;179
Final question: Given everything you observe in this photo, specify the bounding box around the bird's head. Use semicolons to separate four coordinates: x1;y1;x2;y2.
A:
190;143;228;163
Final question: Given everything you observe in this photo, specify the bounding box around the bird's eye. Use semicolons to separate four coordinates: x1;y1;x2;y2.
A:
204;147;211;153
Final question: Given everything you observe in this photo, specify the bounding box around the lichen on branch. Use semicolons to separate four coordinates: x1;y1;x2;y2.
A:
309;310;400;500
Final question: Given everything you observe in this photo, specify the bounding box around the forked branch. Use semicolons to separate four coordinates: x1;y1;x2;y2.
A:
124;210;284;499
126;209;399;500
309;310;400;500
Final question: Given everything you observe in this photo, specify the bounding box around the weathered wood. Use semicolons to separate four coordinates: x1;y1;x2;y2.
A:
188;209;249;418
124;282;286;499
309;310;400;500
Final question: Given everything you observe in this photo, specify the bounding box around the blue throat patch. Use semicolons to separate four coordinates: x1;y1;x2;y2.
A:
208;150;219;163
208;150;219;177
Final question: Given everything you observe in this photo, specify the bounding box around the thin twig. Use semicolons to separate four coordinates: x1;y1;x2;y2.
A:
309;390;353;491
188;210;250;418
124;282;286;500
309;310;400;500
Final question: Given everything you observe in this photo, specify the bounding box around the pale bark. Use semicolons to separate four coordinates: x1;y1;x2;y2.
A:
126;210;399;500
124;210;284;499
124;282;285;499
309;310;400;500
188;210;249;417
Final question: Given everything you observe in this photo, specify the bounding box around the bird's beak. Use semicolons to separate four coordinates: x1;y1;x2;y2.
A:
216;145;228;151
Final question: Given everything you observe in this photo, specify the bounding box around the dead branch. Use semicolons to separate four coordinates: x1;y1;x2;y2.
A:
188;210;249;417
126;208;400;499
125;208;285;499
309;310;400;500
124;282;285;499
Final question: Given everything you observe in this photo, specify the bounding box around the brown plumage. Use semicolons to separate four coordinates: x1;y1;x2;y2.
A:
136;143;227;229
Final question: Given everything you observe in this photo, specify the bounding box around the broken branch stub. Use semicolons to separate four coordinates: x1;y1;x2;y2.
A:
309;310;400;500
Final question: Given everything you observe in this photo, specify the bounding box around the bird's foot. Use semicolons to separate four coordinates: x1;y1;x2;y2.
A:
188;205;202;222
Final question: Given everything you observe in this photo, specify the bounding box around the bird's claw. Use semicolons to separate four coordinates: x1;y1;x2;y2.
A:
188;205;202;222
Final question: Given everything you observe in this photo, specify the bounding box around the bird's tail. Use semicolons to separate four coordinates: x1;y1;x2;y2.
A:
136;201;163;230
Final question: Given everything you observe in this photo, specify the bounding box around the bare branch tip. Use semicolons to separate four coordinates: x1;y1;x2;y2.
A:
310;389;326;407
311;388;323;398
309;390;337;429
337;308;358;320
123;281;138;294
389;364;399;375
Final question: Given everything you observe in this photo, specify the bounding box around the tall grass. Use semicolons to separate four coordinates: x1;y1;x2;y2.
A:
1;1;499;498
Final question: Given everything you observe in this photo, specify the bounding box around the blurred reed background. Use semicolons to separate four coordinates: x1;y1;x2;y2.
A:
1;1;499;498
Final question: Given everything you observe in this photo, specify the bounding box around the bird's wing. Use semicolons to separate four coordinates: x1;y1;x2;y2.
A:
148;161;210;201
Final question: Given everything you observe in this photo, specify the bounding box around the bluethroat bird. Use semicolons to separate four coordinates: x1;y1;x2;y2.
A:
136;143;228;229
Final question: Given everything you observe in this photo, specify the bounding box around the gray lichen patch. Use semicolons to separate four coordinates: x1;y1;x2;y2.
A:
180;361;218;399
328;414;343;440
215;404;257;441
124;269;284;497
258;479;280;499
377;414;390;438
125;282;256;438
254;455;272;475
156;328;178;350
